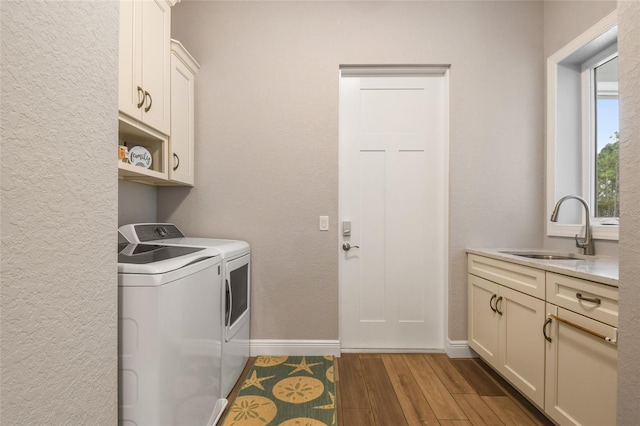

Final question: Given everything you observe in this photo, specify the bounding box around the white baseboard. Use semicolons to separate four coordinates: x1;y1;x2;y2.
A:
249;339;475;359
340;348;444;354
342;341;476;358
445;339;477;358
250;339;341;357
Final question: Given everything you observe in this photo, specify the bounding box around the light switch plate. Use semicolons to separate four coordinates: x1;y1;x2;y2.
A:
319;216;329;231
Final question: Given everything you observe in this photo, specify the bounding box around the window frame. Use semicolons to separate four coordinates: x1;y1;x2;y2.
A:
546;11;619;241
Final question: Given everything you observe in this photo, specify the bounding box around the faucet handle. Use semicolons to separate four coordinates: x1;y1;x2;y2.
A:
575;234;596;255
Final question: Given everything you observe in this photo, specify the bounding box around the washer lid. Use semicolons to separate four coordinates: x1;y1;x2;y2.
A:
117;243;220;276
118;243;205;264
118;224;250;259
154;237;249;259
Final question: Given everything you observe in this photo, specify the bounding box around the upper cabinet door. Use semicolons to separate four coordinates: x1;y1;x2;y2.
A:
140;0;171;135
118;0;142;121
169;41;200;186
119;0;171;136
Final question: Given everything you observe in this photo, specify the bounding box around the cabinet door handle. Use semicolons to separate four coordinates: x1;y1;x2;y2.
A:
576;293;601;305
496;296;503;316
144;91;152;112
548;313;617;345
173;153;180;171
489;294;497;313
543;317;553;342
136;86;145;109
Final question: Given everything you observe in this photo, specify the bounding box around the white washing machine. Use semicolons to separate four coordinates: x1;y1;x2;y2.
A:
119;223;251;397
118;235;227;425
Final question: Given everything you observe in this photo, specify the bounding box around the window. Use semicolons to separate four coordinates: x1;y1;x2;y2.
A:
547;11;619;240
589;53;619;220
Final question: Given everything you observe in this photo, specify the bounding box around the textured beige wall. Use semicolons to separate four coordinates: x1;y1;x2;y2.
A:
617;1;640;422
118;181;157;227
543;0;617;58
0;1;118;424
160;1;544;342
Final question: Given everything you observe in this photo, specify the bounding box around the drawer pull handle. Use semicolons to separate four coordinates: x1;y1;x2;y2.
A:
548;313;617;345
576;293;601;305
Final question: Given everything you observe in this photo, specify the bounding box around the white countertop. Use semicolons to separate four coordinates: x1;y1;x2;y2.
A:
466;248;619;287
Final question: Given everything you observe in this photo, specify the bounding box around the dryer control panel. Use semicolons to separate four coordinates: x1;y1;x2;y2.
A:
120;223;185;243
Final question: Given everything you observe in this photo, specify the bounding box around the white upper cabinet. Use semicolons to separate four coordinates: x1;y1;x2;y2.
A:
169;40;200;186
119;0;173;136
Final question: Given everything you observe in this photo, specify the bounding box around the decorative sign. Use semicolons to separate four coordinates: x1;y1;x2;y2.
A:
128;146;152;169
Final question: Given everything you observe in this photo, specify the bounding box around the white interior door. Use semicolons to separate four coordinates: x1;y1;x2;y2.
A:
339;67;448;351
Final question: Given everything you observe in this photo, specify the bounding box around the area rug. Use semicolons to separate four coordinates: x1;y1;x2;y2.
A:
221;355;336;426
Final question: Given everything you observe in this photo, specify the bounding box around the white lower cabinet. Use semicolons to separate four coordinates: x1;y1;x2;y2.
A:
544;304;618;426
468;254;619;425
499;285;546;407
544;269;618;426
468;275;499;365
468;274;545;407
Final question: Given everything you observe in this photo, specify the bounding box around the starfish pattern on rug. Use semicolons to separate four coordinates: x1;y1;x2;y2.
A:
221;356;336;426
240;370;275;391
313;390;336;425
284;356;323;375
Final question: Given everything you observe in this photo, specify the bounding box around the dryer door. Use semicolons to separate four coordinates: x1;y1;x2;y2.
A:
225;253;250;342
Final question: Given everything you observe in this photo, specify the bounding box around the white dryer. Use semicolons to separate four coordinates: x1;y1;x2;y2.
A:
119;223;251;397
117;235;227;425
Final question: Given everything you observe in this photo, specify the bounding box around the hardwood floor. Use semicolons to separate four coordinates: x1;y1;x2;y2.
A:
336;353;553;426
227;353;553;426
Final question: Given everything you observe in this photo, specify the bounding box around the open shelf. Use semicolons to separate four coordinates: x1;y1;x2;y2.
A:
118;113;169;185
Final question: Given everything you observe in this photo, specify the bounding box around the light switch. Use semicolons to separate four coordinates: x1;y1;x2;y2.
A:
319;216;329;231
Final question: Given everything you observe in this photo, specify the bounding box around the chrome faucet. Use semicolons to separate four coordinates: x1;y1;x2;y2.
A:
550;195;595;255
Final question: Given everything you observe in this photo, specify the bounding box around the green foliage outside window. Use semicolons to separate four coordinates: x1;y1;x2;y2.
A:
596;131;619;218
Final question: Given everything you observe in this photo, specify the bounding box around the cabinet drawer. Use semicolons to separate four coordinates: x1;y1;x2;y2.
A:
546;272;618;327
468;254;545;299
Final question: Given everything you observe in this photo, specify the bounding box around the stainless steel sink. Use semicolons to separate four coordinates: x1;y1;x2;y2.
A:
499;250;583;260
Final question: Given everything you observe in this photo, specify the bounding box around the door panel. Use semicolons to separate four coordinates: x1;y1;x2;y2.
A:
468;275;500;363
118;0;141;119
340;70;448;350
545;305;617;426
140;0;171;134
359;151;386;322
397;151;428;322
499;286;545;407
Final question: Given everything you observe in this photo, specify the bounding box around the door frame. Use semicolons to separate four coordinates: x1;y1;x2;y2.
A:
337;65;451;353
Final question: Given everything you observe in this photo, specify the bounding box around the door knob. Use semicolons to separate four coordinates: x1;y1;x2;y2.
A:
342;242;360;251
